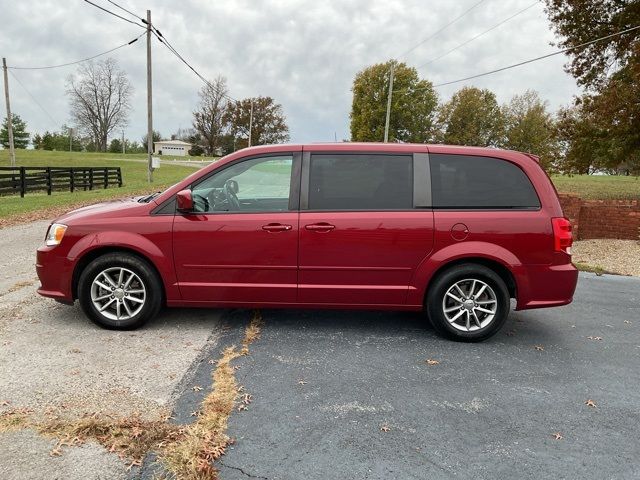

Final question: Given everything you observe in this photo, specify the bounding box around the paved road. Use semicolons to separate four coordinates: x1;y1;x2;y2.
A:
169;273;639;480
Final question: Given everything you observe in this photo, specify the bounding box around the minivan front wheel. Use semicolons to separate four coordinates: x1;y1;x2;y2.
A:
78;253;162;329
426;264;510;342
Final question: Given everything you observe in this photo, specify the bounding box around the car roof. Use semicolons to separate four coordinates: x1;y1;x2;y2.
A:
234;142;531;160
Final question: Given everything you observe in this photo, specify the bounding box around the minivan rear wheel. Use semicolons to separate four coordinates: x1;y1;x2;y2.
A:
78;253;162;330
426;264;509;342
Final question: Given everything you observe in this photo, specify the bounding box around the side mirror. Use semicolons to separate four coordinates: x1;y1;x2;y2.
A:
176;189;194;213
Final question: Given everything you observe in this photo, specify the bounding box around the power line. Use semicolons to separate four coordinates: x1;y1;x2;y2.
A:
82;0;145;28
105;0;143;22
82;0;238;103
7;33;144;70
151;28;238;103
395;23;640;93
397;0;487;60
8;70;60;127
417;1;539;69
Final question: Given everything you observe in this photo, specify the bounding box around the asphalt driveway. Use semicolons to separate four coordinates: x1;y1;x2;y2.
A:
170;272;640;480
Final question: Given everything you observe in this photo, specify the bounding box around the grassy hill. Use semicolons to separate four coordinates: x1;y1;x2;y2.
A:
0;149;207;222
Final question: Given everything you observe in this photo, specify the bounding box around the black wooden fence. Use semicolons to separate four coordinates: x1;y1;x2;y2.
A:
0;167;122;197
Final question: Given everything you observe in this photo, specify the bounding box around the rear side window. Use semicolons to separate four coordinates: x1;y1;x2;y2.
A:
308;154;413;210
430;154;540;209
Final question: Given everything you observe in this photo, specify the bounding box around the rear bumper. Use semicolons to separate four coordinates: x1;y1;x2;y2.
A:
36;246;74;303
515;262;578;310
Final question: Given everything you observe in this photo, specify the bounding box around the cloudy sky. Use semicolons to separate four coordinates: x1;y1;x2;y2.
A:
0;0;580;144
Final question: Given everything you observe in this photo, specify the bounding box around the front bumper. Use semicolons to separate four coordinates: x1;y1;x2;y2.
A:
515;262;579;310
36;246;75;303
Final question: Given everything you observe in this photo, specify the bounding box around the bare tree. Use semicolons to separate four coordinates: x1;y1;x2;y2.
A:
192;76;229;155
67;58;133;152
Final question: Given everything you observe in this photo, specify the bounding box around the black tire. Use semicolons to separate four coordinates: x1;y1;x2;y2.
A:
77;253;163;330
426;263;510;342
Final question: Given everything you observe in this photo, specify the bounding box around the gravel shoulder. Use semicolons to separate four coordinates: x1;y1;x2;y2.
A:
0;220;223;480
573;239;640;276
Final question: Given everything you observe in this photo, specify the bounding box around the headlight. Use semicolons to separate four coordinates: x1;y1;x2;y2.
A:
45;223;68;247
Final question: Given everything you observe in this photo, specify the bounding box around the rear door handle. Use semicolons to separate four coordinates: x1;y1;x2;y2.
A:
305;223;335;232
262;223;292;232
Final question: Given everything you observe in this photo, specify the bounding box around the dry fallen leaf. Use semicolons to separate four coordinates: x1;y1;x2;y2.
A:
552;432;563;440
585;399;597;408
126;459;142;471
587;336;603;341
426;359;440;366
534;345;544;351
49;447;63;457
380;424;391;432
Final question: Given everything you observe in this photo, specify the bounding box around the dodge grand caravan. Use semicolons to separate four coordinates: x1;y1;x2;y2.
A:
36;143;578;342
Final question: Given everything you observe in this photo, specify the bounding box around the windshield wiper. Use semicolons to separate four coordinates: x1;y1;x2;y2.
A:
138;192;161;203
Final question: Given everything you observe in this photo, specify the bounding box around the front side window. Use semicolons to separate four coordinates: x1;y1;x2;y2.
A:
308;154;413;210
430;154;540;209
192;155;293;213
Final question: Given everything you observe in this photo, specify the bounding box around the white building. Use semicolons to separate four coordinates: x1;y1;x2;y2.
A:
153;140;192;156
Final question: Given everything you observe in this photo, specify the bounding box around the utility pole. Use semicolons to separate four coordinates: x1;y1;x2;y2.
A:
383;61;395;143
122;129;125;154
247;100;254;147
2;58;16;166
146;9;153;182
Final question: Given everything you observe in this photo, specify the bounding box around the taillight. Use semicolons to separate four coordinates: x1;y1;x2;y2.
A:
552;217;573;253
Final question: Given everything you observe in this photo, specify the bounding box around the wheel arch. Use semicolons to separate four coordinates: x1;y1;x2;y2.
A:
72;246;167;304
423;257;517;305
408;242;521;307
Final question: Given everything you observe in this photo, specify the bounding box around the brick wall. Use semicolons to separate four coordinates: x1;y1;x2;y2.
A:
559;194;640;240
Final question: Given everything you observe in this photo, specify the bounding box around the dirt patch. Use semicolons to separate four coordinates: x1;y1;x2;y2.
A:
572;239;640;276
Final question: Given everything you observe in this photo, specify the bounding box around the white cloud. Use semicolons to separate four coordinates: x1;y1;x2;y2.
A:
0;0;580;143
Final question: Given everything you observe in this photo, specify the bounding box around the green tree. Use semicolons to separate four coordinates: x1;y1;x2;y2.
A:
350;60;438;142
108;138;123;153
225;96;289;148
545;0;640;172
141;130;162;150
501;90;559;170
1;114;30;149
436;87;504;147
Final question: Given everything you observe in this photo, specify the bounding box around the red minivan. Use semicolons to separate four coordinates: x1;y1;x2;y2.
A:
36;143;578;341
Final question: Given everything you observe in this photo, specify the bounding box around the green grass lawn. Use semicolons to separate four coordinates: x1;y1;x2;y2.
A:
551;174;640;200
0;149;203;220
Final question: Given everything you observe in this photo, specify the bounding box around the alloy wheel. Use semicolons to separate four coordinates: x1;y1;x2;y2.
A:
441;278;498;332
90;267;146;321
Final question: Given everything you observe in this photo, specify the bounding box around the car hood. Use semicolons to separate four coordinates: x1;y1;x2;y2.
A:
54;197;151;225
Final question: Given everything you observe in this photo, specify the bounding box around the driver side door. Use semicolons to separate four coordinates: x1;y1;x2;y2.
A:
172;151;301;305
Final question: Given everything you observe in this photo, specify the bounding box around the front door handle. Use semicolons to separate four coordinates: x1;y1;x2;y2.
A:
305;222;335;232
262;223;292;232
